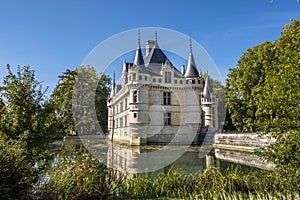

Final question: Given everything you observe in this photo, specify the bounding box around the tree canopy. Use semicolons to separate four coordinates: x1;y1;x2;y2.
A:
0;65;60;198
226;19;300;183
51;66;111;135
0;65;59;159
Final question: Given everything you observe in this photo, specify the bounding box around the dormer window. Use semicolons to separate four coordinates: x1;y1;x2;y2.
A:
165;72;171;83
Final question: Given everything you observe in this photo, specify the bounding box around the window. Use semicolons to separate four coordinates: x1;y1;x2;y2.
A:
174;80;177;84
164;112;171;125
139;75;142;80
133;113;137;118
165;72;171;83
180;80;183;84
120;102;123;112
192;79;195;84
132;73;136;80
163;92;171;105
124;98;127;109
158;78;162;83
153;78;156;82
133;91;137;103
145;76;147;81
124;115;127;127
119;118;123;128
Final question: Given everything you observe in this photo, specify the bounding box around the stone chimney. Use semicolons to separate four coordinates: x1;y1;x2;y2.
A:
181;65;186;75
146;40;155;57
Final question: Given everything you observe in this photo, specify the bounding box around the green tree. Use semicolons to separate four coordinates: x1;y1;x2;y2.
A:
0;98;5;117
226;19;300;187
0;65;59;160
256;19;300;134
95;71;111;133
0;65;60;198
0;132;37;199
51;69;78;134
51;66;111;135
256;19;300;185
226;41;275;131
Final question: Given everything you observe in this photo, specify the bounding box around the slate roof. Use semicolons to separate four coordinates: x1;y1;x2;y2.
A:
144;42;169;66
202;76;213;98
130;39;186;78
133;43;145;66
184;51;199;78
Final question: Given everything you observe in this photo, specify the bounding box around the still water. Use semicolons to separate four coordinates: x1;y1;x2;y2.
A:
51;138;271;177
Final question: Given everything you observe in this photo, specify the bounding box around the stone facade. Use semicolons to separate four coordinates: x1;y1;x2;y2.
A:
107;34;218;145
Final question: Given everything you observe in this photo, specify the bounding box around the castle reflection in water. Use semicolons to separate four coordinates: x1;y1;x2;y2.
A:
103;141;273;176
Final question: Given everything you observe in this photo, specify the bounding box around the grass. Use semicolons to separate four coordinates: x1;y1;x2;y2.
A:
37;151;300;200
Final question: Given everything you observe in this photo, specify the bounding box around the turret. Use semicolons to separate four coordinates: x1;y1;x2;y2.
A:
122;60;128;86
184;36;199;78
133;31;144;66
202;76;212;99
201;75;218;130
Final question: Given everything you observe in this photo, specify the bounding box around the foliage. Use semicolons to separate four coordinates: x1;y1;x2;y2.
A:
40;152;122;200
51;66;111;135
51;69;77;135
226;41;275;131
226;19;300;187
116;167;299;200
0;65;62;198
254;19;300;181
255;19;300;135
0;131;37;199
0;65;60;161
36;142;300;200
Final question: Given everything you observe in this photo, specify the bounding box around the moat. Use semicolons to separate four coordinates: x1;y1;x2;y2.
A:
54;136;273;177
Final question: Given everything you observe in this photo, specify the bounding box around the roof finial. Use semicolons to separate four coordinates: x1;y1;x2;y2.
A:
155;29;158;43
138;29;141;48
189;33;192;52
113;71;116;86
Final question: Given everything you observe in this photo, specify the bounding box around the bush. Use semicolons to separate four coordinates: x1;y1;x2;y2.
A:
40;153;122;200
0;132;38;199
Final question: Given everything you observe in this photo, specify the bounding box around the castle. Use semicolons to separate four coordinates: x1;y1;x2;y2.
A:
107;33;218;145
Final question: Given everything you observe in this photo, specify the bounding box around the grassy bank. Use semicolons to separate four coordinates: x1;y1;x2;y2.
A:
37;152;300;200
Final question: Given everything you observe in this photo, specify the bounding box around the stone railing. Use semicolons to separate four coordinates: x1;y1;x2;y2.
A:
214;133;276;148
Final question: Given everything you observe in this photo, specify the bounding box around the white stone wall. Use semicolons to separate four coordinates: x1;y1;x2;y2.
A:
107;60;218;145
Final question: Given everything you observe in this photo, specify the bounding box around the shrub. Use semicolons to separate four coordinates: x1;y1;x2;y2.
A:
40;153;122;200
0;132;38;199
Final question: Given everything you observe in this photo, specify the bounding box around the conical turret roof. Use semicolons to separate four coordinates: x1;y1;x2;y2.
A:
185;37;199;78
133;32;144;66
202;76;213;98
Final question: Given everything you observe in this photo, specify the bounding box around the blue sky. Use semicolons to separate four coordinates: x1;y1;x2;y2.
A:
0;0;299;96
